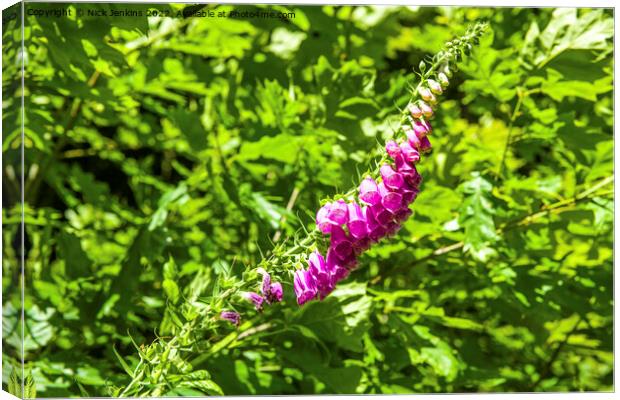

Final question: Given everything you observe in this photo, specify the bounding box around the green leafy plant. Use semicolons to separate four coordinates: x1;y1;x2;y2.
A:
2;4;612;396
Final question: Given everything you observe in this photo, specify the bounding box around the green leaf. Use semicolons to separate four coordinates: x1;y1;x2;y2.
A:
458;172;499;262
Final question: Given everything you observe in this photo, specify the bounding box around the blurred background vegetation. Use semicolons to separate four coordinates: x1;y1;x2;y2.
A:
2;3;613;396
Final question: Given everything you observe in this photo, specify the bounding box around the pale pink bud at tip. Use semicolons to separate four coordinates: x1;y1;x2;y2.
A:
428;79;443;95
418;86;436;103
438;72;449;87
408;103;423;118
419;101;434;118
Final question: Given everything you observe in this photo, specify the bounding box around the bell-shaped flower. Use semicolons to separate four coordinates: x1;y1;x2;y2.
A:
394;156;415;177
403;165;422;188
371;202;392;226
378;182;403;213
368;224;388;242
420;136;432;154
347;202;368;239
258;268;271;297
326;249;349;288
405;126;421;150
309;250;334;299
359;176;381;206
411;119;431;138
400;141;420;164
243;292;264;311
220;311;241;326
401;187;419;204
327;199;349;225
385;140;401;160
308;250;330;288
294;269;317;305
380;164;405;191
352;236;371;255
385;220;402;237
316;203;334;234
394;207;413;222
330;225;353;260
268;282;283;303
364;205;381;231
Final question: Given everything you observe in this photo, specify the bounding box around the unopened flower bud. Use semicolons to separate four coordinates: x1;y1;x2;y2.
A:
437;72;449;88
418;86;434;102
427;79;443;95
418;101;434;118
408;103;423;119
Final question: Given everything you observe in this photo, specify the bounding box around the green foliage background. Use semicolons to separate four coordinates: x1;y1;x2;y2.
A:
2;3;614;397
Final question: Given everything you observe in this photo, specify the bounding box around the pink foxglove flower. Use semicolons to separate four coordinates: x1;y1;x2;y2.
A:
371;202;392;226
405;126;421;150
378;182;403;213
308;250;333;299
400;141;420;164
220;311;241;326
385;140;401;159
308;250;330;287
243;292;264;311
316;203;334;234
380;164;405;191
359;176;381;206
327;199;349;225
364;205;381;231
330;225;353;260
352;236;371;255
268;282;283;303
346;202;368;239
327;250;351;284
394;207;413;222
258;268;283;304
368;224;388;242
294;269;317;305
401;187;419;204
419;136;432;154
